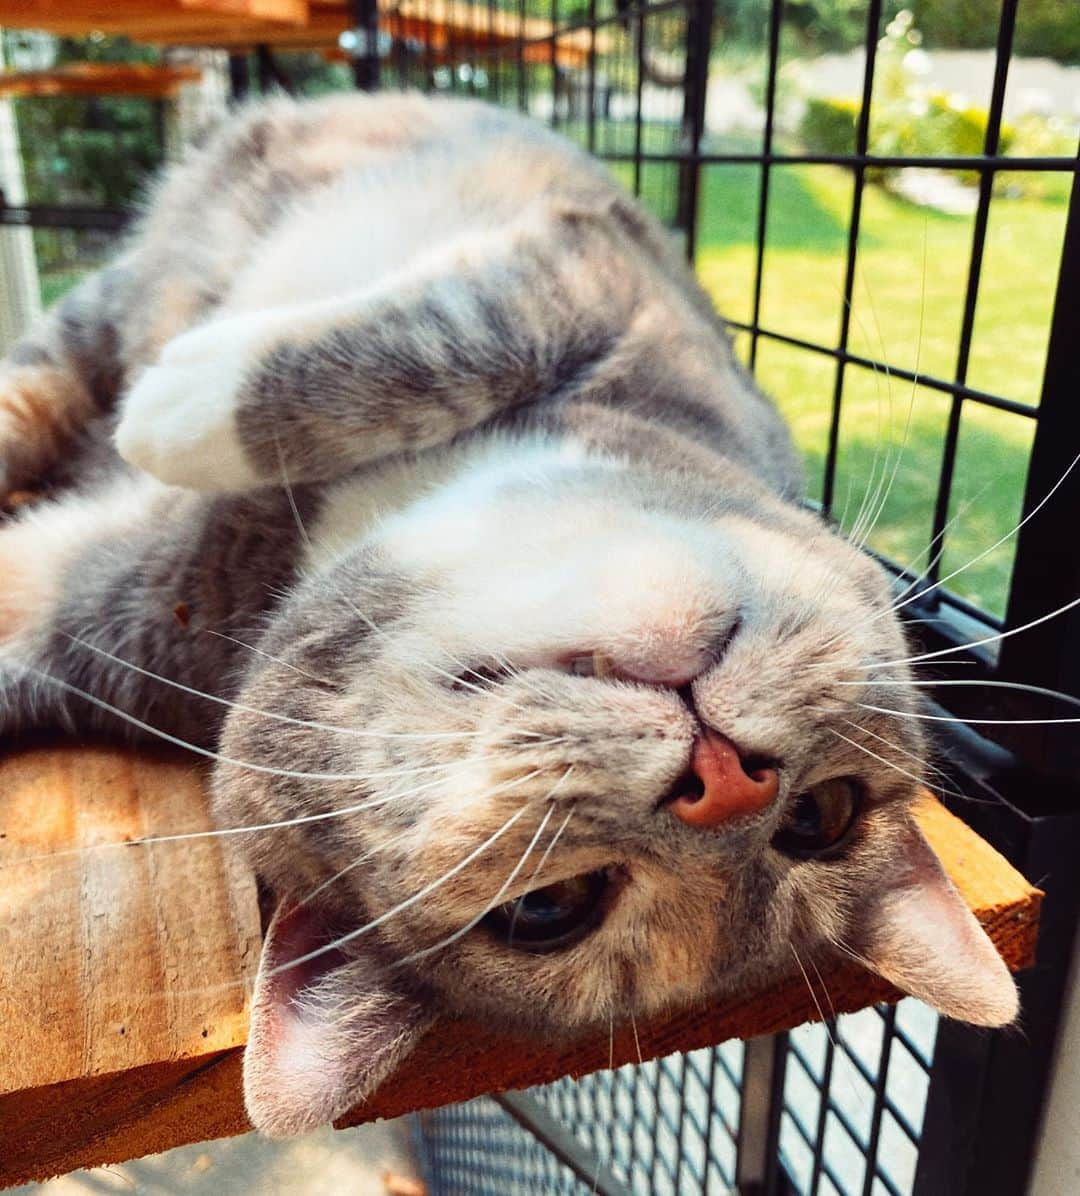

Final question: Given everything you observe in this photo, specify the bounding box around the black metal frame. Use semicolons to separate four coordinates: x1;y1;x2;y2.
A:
2;4;1077;1193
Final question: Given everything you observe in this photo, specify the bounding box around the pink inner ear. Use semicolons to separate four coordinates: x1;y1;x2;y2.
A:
243;898;432;1139
257;899;350;1014
852;821;1019;1028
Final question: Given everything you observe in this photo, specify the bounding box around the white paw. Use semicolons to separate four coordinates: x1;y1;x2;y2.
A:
116;331;262;491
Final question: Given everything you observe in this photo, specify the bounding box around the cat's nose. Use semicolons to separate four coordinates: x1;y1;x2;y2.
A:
668;730;779;829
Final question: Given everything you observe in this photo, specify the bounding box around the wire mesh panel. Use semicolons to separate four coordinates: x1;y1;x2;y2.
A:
417;1040;745;1194
779;1002;938;1196
415;1097;596;1194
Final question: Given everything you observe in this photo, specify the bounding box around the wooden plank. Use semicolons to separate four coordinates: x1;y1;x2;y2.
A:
0;62;202;99
0;0;306;24
179;0;309;22
0;745;1041;1189
0;0;601;53
0;745;260;1098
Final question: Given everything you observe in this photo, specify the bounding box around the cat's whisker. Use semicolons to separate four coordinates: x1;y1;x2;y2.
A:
840;677;1080;711
396;812;556;968
851;219;926;554
856;702;1080;726
57;632;545;742
165;802;539;998
814;479;994;659
808;953;838;1025
629;1011;644;1068
507;802;575;943
828;728;973;804
262;767;574;983
198;626;338;686
838;717;962;795
853;591;1080;673
879;446;1080;625
0;758;553;871
396;768;576;968
23;664;567;785
789;942;836;1050
591;1013;614;1196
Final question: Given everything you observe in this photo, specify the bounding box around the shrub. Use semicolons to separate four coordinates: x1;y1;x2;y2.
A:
799;96;858;157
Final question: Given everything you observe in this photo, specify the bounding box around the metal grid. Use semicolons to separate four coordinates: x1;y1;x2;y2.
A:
2;4;1078;1194
416;1040;745;1195
778;1002;937;1196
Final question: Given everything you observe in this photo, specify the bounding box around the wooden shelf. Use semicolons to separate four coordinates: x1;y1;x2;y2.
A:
0;742;1041;1189
0;62;202;98
0;0;602;65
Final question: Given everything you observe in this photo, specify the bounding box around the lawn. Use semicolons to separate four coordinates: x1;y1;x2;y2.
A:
688;164;1068;619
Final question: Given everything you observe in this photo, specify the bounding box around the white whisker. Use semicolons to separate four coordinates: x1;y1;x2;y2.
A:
397;768;576;966
829;728;970;803
839;677;1080;710
790;942;835;1048
856;702;1080;726
59;633;542;742
260;801;536;983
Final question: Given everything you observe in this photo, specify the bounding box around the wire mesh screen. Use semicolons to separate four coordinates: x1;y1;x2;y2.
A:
779;1002;937;1196
413;1002;938;1195
416;1039;745;1194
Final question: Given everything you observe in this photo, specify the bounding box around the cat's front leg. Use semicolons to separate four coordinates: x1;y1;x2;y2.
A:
115;204;637;491
114;311;283;491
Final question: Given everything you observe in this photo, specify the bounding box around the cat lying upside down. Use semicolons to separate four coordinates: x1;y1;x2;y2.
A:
0;93;1016;1138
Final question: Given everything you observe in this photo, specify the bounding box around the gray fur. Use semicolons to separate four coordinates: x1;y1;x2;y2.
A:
0;93;1017;1137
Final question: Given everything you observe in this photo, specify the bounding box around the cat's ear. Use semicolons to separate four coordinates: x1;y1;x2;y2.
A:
243;898;433;1138
850;818;1019;1026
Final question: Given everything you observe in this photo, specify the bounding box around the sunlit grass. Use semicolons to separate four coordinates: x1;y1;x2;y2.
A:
693;164;1066;618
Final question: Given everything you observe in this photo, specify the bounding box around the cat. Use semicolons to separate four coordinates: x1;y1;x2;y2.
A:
0;92;1018;1138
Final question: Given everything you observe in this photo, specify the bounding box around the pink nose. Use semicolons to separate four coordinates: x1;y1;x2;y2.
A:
669;730;779;829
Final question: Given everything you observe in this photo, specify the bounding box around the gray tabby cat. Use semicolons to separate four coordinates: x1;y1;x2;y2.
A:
0;93;1017;1138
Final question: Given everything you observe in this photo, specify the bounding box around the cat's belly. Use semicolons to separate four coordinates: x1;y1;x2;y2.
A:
306;432;616;575
306;443;473;571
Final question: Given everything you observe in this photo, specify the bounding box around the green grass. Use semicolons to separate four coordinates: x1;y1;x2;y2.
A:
39;268;92;308
689;164;1068;618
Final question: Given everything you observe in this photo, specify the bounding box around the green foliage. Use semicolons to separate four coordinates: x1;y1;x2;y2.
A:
911;0;1080;66
714;0;1077;61
799;96;858;156
3;33;166;269
796;10;1074;198
799;93;1010;183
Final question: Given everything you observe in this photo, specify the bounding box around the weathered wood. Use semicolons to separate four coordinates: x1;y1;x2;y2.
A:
0;743;1041;1190
0;62;202;99
0;0;603;57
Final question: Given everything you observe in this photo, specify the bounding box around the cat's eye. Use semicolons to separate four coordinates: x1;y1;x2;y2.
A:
451;662;512;691
771;778;862;859
484;870;608;953
567;651;616;680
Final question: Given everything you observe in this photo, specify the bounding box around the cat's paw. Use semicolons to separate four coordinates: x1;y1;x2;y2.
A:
115;327;263;491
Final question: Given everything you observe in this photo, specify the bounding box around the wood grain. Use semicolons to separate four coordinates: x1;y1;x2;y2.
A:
0;744;1041;1189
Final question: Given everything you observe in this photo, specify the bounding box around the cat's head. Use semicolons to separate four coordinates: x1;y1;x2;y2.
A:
214;446;1017;1137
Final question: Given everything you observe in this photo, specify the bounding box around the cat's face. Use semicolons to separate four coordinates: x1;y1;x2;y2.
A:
215;454;1017;1137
